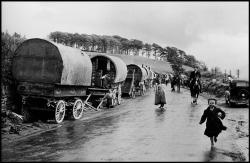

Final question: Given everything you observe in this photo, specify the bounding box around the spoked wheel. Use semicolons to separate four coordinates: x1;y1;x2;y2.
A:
55;100;66;124
72;99;84;120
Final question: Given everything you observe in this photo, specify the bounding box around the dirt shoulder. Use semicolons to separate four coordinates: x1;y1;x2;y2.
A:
1;108;110;144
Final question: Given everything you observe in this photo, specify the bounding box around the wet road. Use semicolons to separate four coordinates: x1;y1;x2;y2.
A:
1;84;248;161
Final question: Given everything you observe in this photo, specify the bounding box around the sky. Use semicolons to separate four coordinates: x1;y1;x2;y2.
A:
2;2;249;79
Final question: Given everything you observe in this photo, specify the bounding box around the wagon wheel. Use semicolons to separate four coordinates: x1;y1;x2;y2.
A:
55;100;66;124
72;99;84;120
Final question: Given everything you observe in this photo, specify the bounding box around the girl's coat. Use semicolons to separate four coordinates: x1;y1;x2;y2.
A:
200;106;226;137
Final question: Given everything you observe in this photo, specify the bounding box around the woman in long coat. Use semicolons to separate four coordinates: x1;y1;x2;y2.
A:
154;84;166;108
199;98;227;146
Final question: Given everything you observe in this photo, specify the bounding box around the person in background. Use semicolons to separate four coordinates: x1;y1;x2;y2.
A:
154;83;167;109
227;75;233;83
189;67;202;92
165;74;170;87
175;73;181;92
171;74;176;92
101;71;112;89
199;98;227;146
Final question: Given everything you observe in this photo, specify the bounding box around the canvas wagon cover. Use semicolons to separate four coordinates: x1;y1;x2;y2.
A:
12;38;92;86
90;54;127;83
127;64;147;82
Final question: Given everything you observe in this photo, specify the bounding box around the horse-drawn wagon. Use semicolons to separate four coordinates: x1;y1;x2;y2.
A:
13;40;129;123
88;54;127;108
12;38;93;123
121;64;147;98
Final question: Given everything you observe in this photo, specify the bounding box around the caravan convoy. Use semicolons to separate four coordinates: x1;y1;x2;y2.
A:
12;38;165;124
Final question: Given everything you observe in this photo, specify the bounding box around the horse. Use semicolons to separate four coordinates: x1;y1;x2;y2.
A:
190;78;201;104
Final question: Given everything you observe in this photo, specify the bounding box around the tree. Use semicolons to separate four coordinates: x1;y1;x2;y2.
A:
80;34;91;51
2;32;26;85
159;48;168;61
129;39;143;56
143;43;152;58
165;47;184;75
89;34;102;52
2;32;26;112
73;33;82;48
113;35;130;54
152;43;162;60
185;54;197;68
49;31;62;43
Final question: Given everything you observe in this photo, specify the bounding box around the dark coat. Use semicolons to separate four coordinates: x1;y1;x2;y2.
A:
189;70;202;91
199;106;226;137
189;70;201;81
155;85;166;105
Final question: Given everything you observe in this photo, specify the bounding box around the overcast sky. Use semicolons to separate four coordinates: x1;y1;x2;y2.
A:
2;2;249;79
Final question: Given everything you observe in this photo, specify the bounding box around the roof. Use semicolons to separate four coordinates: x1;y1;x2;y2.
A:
232;79;249;83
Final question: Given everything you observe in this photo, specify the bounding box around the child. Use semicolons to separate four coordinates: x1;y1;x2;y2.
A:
199;98;227;146
154;84;166;109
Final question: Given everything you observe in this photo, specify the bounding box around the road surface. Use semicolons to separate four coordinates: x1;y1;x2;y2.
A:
1;84;248;161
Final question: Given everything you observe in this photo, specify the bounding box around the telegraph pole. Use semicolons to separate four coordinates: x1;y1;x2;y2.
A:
224;69;227;82
237;69;240;79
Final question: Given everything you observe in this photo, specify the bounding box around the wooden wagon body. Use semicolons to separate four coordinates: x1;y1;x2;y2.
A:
121;64;147;97
12;38;93;123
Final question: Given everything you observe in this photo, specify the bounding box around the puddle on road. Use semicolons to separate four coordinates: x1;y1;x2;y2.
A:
1;86;248;162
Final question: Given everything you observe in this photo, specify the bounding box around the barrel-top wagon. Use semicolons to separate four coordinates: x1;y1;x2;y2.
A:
88;53;127;108
12;38;93;123
121;64;147;98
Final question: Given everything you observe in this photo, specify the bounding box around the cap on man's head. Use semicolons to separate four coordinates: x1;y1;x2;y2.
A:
208;98;217;104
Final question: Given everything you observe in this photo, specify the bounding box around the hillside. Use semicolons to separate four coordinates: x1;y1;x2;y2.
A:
84;52;194;74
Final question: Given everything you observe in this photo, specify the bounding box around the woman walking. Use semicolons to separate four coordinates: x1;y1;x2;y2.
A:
154;83;167;109
199;98;227;146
